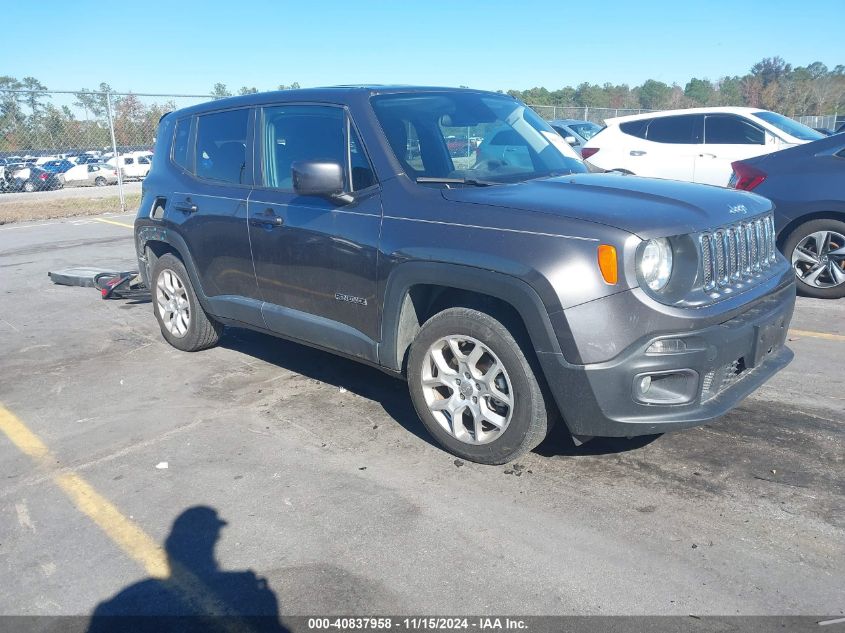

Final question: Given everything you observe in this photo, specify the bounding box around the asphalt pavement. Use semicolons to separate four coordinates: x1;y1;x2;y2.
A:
0;214;842;622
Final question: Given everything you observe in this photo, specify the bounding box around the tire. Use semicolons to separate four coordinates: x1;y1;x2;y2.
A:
94;176;106;187
151;253;222;351
782;218;845;299
23;181;35;192
407;307;553;464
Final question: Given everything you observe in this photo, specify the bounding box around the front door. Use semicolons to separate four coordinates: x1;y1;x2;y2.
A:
248;104;381;361
695;114;769;186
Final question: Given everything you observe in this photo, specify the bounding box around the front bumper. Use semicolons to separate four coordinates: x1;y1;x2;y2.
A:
538;282;795;437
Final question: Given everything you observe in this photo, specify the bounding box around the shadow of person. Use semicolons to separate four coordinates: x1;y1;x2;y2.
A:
87;506;289;633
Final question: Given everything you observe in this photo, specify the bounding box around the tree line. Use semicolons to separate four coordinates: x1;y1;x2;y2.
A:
2;57;842;153
0;78;304;153
506;58;845;116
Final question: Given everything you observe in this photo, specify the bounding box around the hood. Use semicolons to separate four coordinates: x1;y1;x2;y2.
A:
441;173;773;239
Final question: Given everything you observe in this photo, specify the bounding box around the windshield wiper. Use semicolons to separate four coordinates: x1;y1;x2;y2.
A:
415;177;496;187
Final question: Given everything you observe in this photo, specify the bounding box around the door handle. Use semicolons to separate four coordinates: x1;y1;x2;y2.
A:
699;153;717;159
250;208;284;227
629;150;647;156
173;198;198;213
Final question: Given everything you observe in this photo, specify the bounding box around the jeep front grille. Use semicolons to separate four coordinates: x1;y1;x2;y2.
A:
699;215;777;293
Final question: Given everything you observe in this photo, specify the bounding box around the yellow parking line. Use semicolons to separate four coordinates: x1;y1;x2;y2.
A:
789;328;845;343
0;405;168;577
0;404;236;620
93;217;134;229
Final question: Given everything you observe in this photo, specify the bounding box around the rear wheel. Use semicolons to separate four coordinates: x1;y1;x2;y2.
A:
783;218;845;299
407;307;553;464
23;181;35;192
151;253;222;351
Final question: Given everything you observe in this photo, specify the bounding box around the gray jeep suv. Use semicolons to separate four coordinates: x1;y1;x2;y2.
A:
135;86;795;464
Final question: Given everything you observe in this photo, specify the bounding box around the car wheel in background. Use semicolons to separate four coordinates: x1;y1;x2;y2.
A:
94;176;106;187
151;253;222;351
407;307;554;464
23;182;35;192
782;218;845;299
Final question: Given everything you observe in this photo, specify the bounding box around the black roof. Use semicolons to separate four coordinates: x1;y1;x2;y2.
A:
170;85;512;118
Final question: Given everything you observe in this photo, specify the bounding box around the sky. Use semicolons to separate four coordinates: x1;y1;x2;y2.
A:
2;0;842;96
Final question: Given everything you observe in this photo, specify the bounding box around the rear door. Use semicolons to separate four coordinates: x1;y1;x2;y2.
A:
248;104;381;361
169;107;260;322
696;114;768;186
634;114;702;181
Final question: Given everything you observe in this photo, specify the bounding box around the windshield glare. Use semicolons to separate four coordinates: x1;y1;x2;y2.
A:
753;111;823;141
371;92;587;184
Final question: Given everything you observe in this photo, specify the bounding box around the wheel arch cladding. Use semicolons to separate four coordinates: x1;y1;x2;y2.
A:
380;262;567;373
138;230;210;309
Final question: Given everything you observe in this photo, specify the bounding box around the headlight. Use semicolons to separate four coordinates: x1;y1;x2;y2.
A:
639;238;673;292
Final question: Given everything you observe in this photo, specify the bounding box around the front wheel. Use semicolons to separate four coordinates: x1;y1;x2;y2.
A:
407;308;553;464
94;176;106;187
151;253;222;351
23;181;35;192
782;218;845;299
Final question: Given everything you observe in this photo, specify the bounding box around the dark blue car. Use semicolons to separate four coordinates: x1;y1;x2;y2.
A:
41;159;76;174
730;133;845;299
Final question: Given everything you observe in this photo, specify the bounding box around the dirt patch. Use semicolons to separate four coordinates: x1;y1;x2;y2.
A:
0;193;141;224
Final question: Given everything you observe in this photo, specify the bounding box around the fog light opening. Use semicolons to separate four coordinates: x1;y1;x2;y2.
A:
633;370;698;405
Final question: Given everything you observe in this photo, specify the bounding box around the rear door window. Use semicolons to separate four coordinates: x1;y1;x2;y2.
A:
195;108;250;184
704;115;765;145
645;115;702;144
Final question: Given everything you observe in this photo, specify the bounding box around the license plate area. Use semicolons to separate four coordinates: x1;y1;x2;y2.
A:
750;316;788;368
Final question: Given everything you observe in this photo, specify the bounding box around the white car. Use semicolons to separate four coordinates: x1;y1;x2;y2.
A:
106;152;152;180
581;107;824;186
61;163;119;187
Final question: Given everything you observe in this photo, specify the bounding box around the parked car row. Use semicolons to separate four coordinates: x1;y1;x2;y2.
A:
0;150;153;184
0;161;119;192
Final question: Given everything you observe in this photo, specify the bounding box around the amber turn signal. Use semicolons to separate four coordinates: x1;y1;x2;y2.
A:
597;244;618;284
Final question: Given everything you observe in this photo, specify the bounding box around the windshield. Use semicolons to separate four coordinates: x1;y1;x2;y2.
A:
371;92;586;184
568;122;602;140
752;111;823;141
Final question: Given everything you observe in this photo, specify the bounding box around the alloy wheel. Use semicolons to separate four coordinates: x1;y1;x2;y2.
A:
420;335;513;445
791;230;845;288
155;269;191;338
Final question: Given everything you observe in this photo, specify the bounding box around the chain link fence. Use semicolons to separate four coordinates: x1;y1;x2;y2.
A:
527;105;654;124
0;89;213;223
1;88;841;224
527;104;842;131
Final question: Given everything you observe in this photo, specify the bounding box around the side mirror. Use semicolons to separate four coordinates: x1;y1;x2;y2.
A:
564;135;578;146
291;160;346;199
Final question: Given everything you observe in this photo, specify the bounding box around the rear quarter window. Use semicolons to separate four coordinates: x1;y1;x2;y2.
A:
620;119;650;139
172;117;192;171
